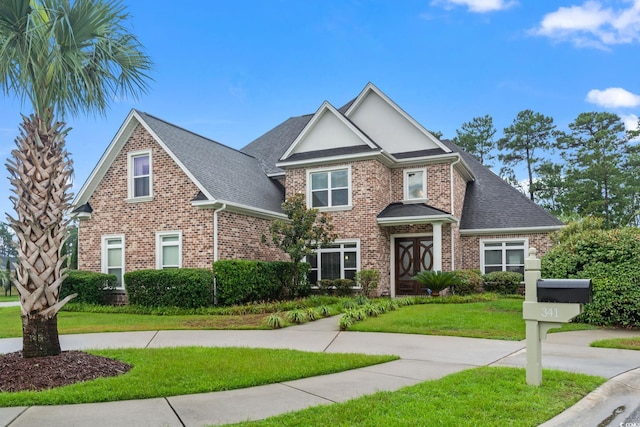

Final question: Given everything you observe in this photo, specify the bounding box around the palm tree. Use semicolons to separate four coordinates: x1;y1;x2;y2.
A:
0;0;152;357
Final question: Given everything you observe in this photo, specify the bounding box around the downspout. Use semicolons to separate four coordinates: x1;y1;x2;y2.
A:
213;203;226;305
450;156;461;271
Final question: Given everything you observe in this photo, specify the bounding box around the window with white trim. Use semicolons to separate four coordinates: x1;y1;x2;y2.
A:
156;231;182;269
128;150;152;200
404;168;426;201
309;167;350;208
481;239;527;275
308;241;359;284
102;235;125;288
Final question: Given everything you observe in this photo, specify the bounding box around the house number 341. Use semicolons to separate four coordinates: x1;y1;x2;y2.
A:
541;307;559;318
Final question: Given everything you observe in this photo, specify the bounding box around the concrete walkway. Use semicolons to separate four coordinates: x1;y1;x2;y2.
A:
0;315;639;426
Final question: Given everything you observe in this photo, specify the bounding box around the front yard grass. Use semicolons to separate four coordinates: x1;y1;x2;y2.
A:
591;337;640;350
348;297;597;340
231;367;605;427
0;347;397;406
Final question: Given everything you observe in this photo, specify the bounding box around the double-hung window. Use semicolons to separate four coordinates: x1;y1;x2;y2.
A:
308;241;359;284
128;150;152;201
481;239;527;275
404;168;426;202
309;167;350;209
102;235;125;288
156;231;182;269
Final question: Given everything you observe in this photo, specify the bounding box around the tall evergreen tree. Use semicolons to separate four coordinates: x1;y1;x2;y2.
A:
558;112;628;228
498;110;557;202
453;114;497;167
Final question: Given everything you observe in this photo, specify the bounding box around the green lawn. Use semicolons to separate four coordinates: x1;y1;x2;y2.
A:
591;337;640;350
0;347;397;406
230;367;605;427
0;306;273;338
349;298;597;340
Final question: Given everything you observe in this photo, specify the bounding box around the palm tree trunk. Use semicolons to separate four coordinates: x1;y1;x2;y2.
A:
6;113;74;358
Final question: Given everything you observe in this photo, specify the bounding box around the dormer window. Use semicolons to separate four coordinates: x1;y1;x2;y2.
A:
404;168;426;202
128;150;152;202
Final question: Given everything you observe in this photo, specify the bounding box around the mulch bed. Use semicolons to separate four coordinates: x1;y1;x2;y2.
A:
0;351;132;392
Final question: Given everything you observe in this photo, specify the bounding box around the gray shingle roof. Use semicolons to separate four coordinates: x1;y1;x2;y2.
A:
441;139;564;230
241;115;313;176
378;203;451;218
137;111;285;213
283;145;380;162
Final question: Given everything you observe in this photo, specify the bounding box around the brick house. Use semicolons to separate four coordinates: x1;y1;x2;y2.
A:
72;83;563;298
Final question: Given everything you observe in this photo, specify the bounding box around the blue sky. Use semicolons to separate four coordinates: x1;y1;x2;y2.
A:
1;0;639;219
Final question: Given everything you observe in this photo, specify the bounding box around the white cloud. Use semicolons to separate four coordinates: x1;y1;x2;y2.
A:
431;0;516;13
533;1;640;48
586;87;640;108
621;113;639;130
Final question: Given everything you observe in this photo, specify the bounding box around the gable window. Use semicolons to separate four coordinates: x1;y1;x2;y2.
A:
309;167;351;209
308;241;359;284
102;235;125;288
404;168;426;202
156;231;182;269
128;150;152;201
481;239;527;275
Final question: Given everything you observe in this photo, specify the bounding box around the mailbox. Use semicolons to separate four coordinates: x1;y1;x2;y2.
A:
537;279;592;304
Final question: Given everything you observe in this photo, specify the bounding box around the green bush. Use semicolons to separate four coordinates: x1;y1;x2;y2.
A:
212;260;310;306
354;269;380;297
542;221;640;327
452;269;483;295
482;271;522;295
316;279;355;296
125;268;214;308
60;270;117;305
413;270;461;293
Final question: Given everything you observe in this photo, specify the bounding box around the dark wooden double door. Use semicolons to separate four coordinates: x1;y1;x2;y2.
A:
395;237;434;295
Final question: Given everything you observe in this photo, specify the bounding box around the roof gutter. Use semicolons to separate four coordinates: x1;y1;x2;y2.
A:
459;225;564;236
377;214;458;226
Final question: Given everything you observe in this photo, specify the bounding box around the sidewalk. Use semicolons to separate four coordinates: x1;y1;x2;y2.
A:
0;315;639;426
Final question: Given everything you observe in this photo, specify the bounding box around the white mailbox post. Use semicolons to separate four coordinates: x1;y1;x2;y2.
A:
523;248;585;386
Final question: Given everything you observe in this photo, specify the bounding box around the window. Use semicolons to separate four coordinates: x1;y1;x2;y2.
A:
404;168;426;201
309;167;350;209
102;235;125;288
308;241;359;284
128;150;152;200
156;231;182;269
481;240;527;275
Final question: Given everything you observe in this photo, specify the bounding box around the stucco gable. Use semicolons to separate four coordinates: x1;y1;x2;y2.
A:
345;83;450;155
280;102;379;161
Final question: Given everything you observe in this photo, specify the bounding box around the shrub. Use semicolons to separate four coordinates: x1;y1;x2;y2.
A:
286;309;308;324
452;269;483;295
413;270;461;293
334;279;355;296
482;271;522;295
542;222;640;327
317;279;335;295
212;260;310;306
60;270;117;305
125;268;214;308
264;314;284;329
354;269;380;297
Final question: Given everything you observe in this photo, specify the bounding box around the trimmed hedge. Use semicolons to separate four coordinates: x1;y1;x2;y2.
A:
452;269;483;295
125;268;214;308
60;270;117;305
212;260;310;306
542;223;640;327
482;271;523;295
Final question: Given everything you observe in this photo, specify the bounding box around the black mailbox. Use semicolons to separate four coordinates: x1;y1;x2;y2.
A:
537;279;592;304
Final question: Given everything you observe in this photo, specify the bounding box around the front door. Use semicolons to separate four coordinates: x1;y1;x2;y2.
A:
395;237;434;295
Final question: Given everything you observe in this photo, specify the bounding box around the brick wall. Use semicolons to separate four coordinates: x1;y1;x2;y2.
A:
78;124;285;278
217;211;288;261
